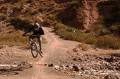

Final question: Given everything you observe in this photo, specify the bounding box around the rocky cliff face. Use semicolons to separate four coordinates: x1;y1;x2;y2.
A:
57;0;120;31
0;0;120;32
57;0;108;31
76;0;100;31
0;0;18;4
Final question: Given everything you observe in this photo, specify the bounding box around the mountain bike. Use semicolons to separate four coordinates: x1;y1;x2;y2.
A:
25;35;43;58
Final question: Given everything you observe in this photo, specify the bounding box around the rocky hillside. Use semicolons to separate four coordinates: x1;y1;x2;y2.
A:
0;0;120;29
0;0;120;48
55;0;120;32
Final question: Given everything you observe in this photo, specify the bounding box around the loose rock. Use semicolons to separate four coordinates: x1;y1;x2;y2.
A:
104;74;119;79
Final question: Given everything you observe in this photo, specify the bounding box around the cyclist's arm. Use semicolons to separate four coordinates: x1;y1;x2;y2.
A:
22;27;33;36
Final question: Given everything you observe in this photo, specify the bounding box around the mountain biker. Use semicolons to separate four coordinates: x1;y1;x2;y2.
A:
23;18;44;37
23;17;45;53
22;16;44;57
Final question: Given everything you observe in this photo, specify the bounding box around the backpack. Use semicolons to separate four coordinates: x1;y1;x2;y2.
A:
38;27;44;35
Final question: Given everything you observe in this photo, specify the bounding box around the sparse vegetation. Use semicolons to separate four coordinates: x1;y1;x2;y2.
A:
11;3;22;10
54;23;96;44
0;13;7;20
10;17;33;30
0;32;27;46
0;16;32;46
95;35;120;49
54;23;120;49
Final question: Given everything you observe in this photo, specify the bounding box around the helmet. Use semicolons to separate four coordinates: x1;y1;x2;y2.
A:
33;22;41;29
35;22;41;28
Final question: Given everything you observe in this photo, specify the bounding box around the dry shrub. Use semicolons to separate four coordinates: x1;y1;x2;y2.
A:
55;23;120;49
0;32;27;46
54;23;96;44
95;36;120;49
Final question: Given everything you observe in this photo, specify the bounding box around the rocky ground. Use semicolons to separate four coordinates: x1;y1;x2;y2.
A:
0;27;119;79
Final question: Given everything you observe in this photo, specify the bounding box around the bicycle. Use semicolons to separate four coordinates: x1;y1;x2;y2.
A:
25;35;43;58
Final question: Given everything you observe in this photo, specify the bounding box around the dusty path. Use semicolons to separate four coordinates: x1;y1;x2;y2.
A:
0;27;120;79
32;27;79;79
0;27;79;79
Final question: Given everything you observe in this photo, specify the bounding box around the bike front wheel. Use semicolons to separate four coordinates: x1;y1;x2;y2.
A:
31;42;39;58
29;37;43;58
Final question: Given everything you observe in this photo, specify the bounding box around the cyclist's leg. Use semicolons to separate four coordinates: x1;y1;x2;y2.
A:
29;36;32;44
37;36;42;50
37;35;43;55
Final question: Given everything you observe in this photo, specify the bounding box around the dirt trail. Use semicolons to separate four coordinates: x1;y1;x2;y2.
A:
32;27;78;79
0;27;78;79
0;27;120;79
